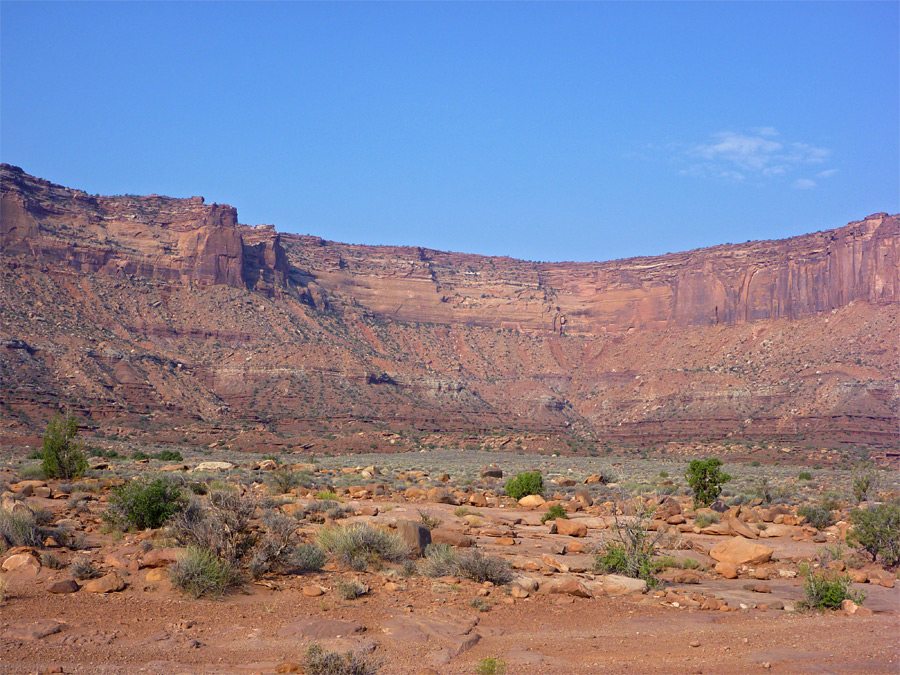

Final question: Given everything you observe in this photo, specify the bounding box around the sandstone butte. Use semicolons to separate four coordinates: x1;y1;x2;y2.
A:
1;163;898;457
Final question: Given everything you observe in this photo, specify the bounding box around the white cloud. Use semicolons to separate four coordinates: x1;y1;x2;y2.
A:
793;178;817;190
675;128;834;183
817;168;838;178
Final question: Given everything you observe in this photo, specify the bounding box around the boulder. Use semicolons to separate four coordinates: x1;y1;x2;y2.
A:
518;494;546;509
193;461;234;472
710;537;774;566
396;520;432;556
84;572;126;594
426;487;457;505
481;466;503;479
714;561;739;579
47;577;80;594
430;529;475;548
600;574;647;595
141;547;183;568
1;551;40;573
548;578;592;598
555;518;587;537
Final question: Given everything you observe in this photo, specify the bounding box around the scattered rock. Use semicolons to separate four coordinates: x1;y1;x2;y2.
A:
84;572;126;594
48;577;80;594
709;537;774;566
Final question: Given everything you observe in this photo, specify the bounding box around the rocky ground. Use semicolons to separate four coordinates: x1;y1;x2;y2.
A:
2;452;898;675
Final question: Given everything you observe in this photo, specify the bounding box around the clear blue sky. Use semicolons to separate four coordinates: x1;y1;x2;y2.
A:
2;2;897;262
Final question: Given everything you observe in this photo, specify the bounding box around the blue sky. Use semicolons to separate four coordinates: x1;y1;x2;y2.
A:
2;2;897;262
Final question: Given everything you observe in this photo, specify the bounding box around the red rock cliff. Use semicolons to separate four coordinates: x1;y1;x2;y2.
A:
282;214;899;334
1;164;290;291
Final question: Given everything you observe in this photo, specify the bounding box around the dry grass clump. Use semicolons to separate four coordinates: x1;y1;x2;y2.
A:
168;546;237;599
317;522;408;571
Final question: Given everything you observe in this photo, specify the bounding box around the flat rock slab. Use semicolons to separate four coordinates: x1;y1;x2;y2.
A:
4;620;63;641
381;614;480;665
276;617;365;639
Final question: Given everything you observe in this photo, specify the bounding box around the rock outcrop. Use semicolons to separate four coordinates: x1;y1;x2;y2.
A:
0;164;897;452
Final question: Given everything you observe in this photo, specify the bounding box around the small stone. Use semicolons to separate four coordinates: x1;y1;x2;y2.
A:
84;572;126;594
48;577;80;594
689;640;701;648
303;585;325;597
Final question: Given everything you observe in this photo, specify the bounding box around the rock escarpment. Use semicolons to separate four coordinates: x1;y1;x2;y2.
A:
1;164;290;294
1;164;897;453
283;213;898;334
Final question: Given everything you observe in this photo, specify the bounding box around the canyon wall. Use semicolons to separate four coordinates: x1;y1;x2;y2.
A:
1;164;897;454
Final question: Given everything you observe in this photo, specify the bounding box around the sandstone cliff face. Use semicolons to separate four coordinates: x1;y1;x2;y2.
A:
0;165;897;453
0;164;290;292
282;214;899;334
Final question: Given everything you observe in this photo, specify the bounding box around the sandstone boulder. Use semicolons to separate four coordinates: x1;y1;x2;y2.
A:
555;518;587;537
518;494;546;509
710;537;774;566
397;520;431;556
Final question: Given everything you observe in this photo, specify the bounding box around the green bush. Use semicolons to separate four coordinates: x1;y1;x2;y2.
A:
541;503;567;524
317;523;408;571
106;477;184;530
799;566;865;610
798;504;834;530
593;497;666;587
41;415;88;480
267;468;313;495
851;462;879;503
685;458;731;507
302;643;378;675
847;500;900;566
155;449;183;462
798;471;812;481
505;471;543;500
476;657;507;675
169;546;236;598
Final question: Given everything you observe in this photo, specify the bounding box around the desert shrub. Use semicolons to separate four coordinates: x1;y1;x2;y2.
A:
132;450;150;460
419;543;460;578
302;643;378;675
820;491;845;511
593;497;670;587
799;565;865;610
249;510;300;579
685;458;731;507
40;552;64;569
335;578;369;600
169;546;236;598
851;462;879;503
455;549;513;585
41;415;88;480
69;557;99;580
317;523;408;571
267;468;312;494
293;544;327;572
18;464;45;480
798;471;812;481
302;500;351;523
169;491;256;563
316;490;340;501
798;504;834;530
0;508;45;547
453;506;475;517
541;503;567;524
106;477;184;530
504;471;543;500
470;596;492;612
475;657;507;675
418;510;442;529
155;449;183;462
846;500;900;566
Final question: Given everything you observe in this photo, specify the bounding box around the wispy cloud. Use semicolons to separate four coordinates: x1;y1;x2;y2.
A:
668;128;834;187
